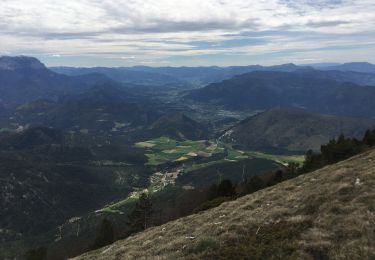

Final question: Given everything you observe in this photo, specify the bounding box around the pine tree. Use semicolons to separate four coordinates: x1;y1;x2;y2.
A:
363;129;375;146
207;183;218;200
244;175;264;194
273;170;284;183
25;247;47;260
217;179;236;197
92;219;115;250
128;193;153;232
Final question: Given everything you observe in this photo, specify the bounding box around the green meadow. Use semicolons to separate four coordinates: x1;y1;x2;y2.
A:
135;136;304;167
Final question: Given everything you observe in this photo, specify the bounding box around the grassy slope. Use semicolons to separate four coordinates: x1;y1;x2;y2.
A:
76;148;375;260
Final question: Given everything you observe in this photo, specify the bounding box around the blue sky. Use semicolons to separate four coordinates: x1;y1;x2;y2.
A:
0;0;374;67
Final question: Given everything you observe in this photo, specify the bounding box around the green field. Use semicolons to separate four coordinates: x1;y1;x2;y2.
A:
185;147;304;173
135;136;304;168
99;137;304;214
135;137;223;166
97;197;138;214
245;150;304;165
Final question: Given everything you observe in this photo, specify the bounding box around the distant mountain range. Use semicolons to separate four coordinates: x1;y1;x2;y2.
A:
186;70;375;118
2;56;375;131
52;62;375;88
0;56;113;108
51;63;305;88
221;108;375;153
313;62;375;73
1;57;375;110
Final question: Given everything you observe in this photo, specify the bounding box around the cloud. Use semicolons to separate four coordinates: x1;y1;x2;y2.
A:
110;19;259;34
304;20;351;28
0;0;374;66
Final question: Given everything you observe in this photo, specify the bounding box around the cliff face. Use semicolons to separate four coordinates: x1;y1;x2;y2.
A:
75;148;375;259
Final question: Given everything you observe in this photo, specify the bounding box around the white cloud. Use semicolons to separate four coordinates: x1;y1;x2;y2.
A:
0;0;374;66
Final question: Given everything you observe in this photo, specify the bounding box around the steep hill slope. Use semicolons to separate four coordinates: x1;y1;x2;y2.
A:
148;112;208;140
186;71;375;118
1;85;162;144
0;127;151;240
300;69;375;86
2;86;211;145
221;108;375;153
76;149;375;260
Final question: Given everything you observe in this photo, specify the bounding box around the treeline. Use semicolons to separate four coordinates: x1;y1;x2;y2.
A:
300;128;375;173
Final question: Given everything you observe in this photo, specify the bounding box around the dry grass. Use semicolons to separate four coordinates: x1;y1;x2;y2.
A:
74;149;375;260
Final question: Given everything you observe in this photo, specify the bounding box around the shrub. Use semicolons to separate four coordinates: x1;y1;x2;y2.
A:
217;179;236;197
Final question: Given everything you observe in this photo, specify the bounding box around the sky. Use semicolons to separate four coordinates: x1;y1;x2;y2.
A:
1;0;375;67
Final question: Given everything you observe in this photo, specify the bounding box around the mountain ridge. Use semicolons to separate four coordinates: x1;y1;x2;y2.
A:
317;62;375;73
186;70;375;118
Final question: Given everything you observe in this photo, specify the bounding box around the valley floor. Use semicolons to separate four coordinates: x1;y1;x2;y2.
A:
96;137;302;214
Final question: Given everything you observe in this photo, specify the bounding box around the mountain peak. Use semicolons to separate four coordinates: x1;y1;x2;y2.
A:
0;56;46;71
279;63;297;67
